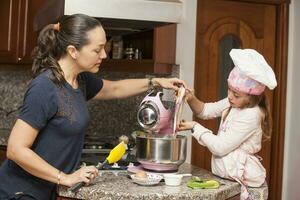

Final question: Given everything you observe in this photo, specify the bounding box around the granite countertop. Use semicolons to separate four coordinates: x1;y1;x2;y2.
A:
58;163;241;200
0;129;10;146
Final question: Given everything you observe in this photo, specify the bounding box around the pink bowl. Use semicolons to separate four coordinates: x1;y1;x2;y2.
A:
138;161;178;172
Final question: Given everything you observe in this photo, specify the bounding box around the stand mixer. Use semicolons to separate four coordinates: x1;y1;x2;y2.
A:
137;87;185;134
137;91;173;134
135;87;187;172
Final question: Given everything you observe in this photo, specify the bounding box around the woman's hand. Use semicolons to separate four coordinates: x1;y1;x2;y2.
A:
178;120;197;131
153;78;186;91
60;165;99;187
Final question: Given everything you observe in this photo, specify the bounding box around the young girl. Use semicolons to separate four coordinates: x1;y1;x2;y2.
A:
179;49;277;200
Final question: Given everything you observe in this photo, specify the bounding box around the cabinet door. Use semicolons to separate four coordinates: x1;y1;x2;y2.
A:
0;146;6;164
0;0;20;63
153;24;177;73
0;0;43;64
18;0;44;63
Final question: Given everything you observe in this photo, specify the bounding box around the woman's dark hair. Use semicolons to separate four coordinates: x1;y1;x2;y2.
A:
32;14;102;84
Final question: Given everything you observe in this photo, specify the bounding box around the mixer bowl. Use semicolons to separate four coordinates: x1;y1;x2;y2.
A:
135;132;187;171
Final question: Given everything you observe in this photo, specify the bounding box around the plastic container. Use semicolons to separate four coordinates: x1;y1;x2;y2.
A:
112;36;123;59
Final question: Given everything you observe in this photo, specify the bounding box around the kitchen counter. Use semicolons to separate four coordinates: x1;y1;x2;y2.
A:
58;163;243;200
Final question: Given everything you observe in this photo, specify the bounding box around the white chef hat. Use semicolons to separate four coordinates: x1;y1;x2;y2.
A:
227;49;277;95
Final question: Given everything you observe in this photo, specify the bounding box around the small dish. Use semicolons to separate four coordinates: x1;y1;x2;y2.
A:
130;173;163;186
164;174;191;186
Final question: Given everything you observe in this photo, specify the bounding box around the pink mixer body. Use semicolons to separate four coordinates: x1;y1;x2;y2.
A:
137;91;173;134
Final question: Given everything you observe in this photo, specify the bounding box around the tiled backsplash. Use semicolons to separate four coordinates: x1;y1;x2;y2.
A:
0;65;179;144
0;70;31;130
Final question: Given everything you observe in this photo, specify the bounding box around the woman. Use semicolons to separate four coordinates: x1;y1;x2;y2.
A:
0;14;185;200
179;49;276;200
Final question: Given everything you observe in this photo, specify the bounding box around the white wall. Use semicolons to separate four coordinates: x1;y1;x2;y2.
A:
175;0;197;163
282;1;300;200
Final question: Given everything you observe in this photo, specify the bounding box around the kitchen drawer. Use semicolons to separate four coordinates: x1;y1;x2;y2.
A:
0;145;7;164
57;197;81;200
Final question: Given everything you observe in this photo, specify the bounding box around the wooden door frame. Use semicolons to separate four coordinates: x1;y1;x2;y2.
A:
269;2;289;200
193;0;290;199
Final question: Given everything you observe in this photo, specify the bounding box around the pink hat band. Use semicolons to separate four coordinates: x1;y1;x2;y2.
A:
227;67;265;95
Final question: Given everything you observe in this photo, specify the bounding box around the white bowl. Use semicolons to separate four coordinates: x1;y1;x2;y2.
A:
163;174;183;186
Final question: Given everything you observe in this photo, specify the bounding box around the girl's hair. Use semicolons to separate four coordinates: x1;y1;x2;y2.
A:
223;93;272;141
248;93;272;141
32;14;102;84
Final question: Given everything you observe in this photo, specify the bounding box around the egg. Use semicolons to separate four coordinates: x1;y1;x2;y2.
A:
135;171;147;179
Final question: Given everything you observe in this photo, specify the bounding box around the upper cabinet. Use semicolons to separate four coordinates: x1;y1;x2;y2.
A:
0;0;20;63
35;0;181;74
0;0;43;64
0;0;181;74
101;24;177;74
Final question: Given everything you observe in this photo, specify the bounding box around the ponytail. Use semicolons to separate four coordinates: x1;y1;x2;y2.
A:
32;24;65;84
32;14;102;85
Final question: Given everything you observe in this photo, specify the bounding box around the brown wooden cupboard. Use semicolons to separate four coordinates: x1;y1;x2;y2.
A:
0;0;44;64
102;24;176;74
0;145;6;164
28;0;177;74
0;1;177;74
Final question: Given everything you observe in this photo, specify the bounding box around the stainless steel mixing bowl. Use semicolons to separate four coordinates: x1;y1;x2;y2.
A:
135;132;187;171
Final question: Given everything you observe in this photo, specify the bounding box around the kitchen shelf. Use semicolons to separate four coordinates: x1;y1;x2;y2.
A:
0;0;177;74
82;148;111;154
101;59;173;74
102;24;176;74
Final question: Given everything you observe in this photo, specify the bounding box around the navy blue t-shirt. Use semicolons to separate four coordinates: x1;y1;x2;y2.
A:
0;70;103;200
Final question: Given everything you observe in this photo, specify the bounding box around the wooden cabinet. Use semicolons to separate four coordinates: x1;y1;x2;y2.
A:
102;24;177;74
57;197;80;200
0;0;19;63
0;1;177;73
0;0;43;64
0;145;6;164
32;0;177;74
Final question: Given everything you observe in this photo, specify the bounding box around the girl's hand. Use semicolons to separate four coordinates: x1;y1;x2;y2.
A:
178;120;197;131
154;78;186;91
60;165;99;187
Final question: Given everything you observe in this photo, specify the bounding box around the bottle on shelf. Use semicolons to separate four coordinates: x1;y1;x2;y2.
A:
134;48;139;59
125;47;134;60
112;36;123;59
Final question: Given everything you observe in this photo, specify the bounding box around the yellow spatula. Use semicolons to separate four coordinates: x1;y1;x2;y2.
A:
106;141;126;164
70;141;126;192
